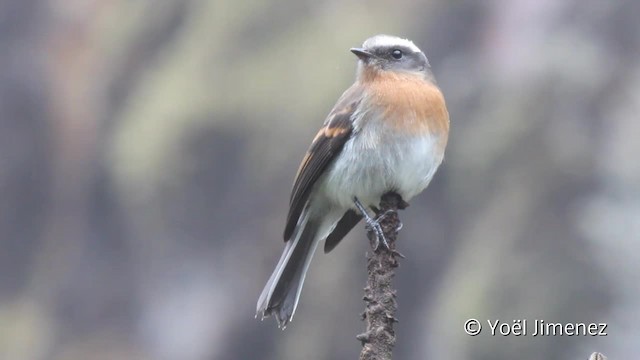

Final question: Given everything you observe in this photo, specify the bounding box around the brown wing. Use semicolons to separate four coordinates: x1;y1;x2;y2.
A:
283;85;364;241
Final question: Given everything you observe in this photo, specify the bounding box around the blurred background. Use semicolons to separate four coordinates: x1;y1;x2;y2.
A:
1;0;638;359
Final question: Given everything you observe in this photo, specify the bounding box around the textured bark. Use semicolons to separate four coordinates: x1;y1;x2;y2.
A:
358;192;408;360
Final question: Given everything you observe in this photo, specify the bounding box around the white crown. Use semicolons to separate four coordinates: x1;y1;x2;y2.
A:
362;35;421;54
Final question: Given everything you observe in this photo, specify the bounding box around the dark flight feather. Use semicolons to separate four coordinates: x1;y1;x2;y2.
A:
323;209;362;253
283;85;364;241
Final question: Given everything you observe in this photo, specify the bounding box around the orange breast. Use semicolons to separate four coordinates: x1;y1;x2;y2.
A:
364;71;450;148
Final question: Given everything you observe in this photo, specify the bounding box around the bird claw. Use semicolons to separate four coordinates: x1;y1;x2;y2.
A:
392;249;406;259
365;220;389;250
377;209;397;220
376;208;404;233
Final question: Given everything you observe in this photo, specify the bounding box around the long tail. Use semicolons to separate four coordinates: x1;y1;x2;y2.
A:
256;213;321;328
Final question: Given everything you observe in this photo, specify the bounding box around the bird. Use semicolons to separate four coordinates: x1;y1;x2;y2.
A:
256;34;449;328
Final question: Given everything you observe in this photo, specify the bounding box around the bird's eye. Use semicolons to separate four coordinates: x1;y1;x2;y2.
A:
391;49;403;59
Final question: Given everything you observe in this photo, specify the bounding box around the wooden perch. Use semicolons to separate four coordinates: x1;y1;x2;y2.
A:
354;193;609;360
358;192;408;360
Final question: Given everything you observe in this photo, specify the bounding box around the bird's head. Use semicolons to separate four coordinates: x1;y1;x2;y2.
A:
351;35;432;81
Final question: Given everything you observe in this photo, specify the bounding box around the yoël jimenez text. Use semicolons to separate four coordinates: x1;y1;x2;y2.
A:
487;319;608;336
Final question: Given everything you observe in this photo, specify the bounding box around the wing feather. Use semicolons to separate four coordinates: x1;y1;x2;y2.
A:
323;210;362;253
283;85;364;241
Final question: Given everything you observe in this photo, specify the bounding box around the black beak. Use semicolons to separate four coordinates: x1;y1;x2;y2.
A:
350;48;374;61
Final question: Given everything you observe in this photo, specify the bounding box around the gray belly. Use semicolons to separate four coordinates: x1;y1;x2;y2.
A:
318;129;443;210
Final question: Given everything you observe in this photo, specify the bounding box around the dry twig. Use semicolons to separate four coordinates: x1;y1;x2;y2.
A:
358;192;408;360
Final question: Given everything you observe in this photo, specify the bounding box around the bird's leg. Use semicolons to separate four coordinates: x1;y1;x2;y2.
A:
353;197;389;250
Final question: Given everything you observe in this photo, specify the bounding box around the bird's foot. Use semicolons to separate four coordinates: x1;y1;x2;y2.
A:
353;197;389;250
370;207;404;232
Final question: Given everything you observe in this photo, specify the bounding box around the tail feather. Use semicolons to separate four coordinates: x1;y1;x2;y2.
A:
257;214;320;328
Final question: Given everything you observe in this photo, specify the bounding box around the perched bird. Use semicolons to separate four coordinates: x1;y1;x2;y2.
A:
257;34;449;328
